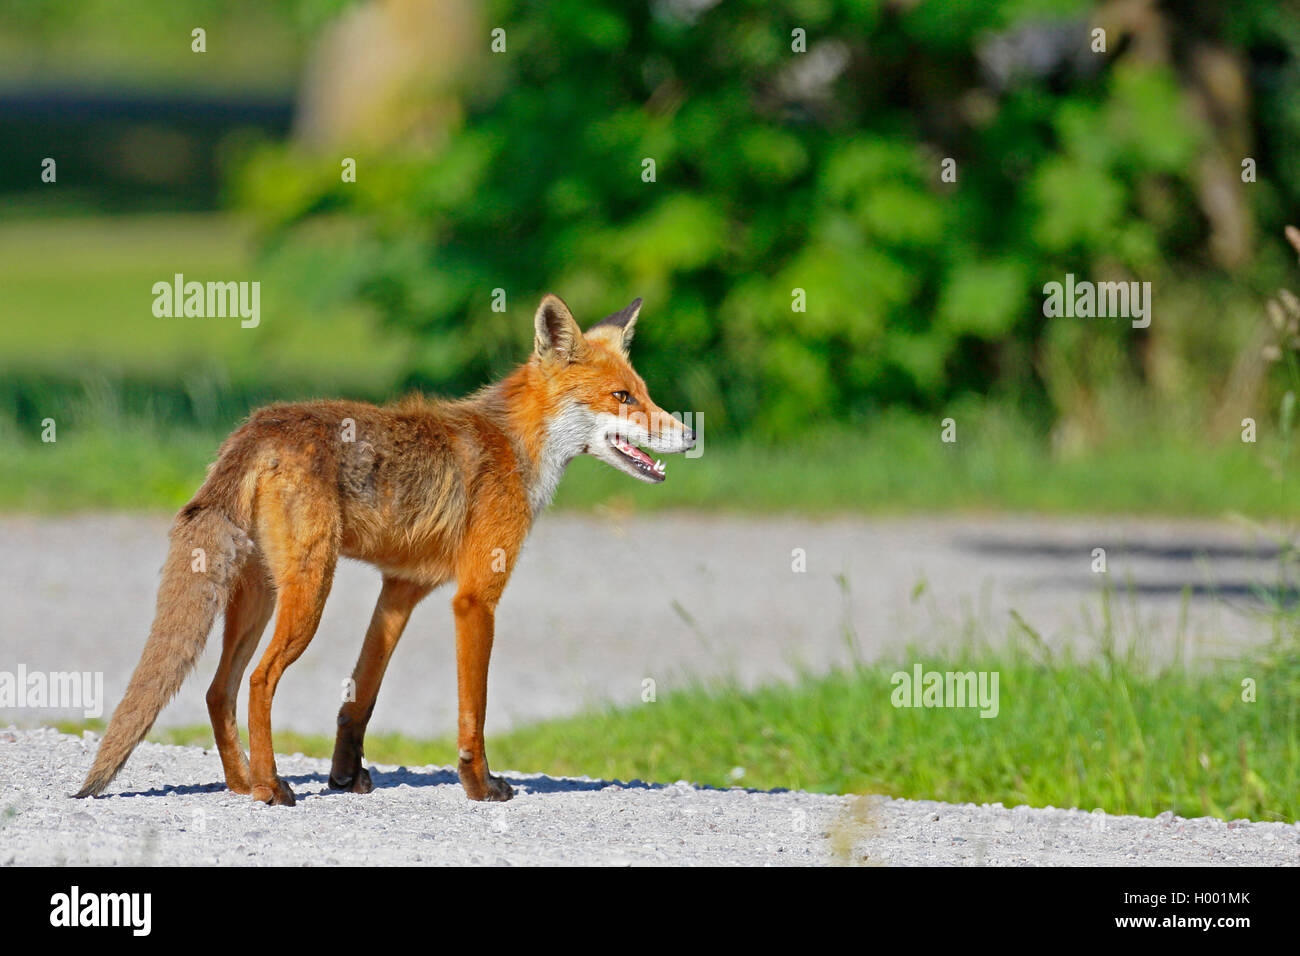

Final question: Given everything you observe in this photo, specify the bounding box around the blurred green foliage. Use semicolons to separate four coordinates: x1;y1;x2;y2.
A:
233;0;1300;441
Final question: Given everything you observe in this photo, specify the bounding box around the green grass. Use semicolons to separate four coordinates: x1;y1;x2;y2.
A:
57;594;1300;822
7;405;1300;516
0;423;221;511
0;214;407;389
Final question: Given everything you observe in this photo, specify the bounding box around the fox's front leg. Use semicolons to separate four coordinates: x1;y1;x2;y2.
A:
452;586;513;802
329;576;431;793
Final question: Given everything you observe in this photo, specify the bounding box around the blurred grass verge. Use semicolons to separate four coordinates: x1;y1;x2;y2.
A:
11;401;1300;516
0;214;406;386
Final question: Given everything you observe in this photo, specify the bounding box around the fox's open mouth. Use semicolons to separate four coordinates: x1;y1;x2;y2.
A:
607;435;666;482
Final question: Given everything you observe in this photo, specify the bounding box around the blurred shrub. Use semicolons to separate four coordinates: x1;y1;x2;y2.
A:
233;0;1300;441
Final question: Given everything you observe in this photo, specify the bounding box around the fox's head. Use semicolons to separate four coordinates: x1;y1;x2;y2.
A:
528;293;696;484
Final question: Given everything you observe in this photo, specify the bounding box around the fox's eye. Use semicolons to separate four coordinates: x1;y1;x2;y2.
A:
612;390;636;405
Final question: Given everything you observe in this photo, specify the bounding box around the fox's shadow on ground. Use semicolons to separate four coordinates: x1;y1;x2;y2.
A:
95;766;787;799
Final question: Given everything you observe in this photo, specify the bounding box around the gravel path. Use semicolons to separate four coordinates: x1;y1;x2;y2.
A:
3;728;1296;866
3;513;1296;865
0;512;1288;737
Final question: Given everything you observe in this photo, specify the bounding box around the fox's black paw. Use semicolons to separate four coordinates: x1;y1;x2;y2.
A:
327;766;373;794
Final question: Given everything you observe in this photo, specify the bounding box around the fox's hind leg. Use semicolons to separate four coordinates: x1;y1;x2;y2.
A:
328;576;431;793
247;489;339;806
206;559;274;794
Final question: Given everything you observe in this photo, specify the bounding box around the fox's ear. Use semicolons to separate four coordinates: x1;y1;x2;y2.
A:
586;297;642;356
534;294;588;364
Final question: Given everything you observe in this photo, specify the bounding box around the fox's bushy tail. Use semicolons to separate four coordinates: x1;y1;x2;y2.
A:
75;505;254;797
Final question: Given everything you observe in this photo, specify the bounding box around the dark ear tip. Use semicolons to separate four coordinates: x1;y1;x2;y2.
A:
537;294;575;324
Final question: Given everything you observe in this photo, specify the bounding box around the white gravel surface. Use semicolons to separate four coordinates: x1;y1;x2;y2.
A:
3;728;1297;866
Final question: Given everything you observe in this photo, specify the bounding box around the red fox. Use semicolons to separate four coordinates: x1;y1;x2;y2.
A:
76;294;695;805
